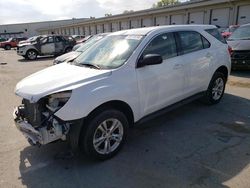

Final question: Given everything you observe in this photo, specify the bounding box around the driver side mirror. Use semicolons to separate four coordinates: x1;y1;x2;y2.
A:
137;54;163;68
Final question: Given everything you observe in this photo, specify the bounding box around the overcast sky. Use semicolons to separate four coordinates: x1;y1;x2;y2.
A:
0;0;187;24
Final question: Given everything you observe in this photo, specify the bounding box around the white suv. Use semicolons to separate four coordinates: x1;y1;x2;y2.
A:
13;25;231;160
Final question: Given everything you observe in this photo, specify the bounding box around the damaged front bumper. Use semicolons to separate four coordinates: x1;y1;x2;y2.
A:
13;105;69;146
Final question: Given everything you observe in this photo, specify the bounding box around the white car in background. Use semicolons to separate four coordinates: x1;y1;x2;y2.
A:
13;25;231;160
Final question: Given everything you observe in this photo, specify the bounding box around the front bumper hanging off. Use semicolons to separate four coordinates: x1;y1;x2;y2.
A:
13;106;42;146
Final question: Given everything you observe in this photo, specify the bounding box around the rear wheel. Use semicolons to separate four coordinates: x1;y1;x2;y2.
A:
26;50;37;60
202;72;226;105
80;109;129;160
65;47;72;53
4;45;11;50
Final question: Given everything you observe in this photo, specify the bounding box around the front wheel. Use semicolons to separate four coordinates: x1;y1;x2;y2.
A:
202;72;226;105
26;50;37;60
80;109;129;160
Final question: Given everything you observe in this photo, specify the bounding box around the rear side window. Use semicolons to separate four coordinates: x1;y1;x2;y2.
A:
205;28;226;44
142;32;177;60
178;31;204;54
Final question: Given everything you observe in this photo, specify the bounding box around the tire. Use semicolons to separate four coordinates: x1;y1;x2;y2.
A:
80;109;129;160
202;72;226;105
26;50;37;60
65;47;72;53
4;45;11;50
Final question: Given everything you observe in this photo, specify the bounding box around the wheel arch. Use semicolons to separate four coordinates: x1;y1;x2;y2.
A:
214;66;229;81
85;100;135;127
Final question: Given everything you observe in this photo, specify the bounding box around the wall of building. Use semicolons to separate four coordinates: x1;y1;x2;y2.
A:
38;0;250;36
0;18;88;39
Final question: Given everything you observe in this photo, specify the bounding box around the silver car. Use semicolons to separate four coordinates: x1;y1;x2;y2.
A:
227;23;250;69
53;33;109;65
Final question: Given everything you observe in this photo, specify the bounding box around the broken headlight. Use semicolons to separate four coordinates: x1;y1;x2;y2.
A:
46;91;72;112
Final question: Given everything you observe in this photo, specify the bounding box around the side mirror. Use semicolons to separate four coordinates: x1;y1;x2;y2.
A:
137;54;163;68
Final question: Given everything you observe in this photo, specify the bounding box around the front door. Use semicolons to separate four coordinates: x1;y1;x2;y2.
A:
41;36;55;55
136;32;186;116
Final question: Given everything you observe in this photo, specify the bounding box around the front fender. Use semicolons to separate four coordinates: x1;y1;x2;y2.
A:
54;78;140;122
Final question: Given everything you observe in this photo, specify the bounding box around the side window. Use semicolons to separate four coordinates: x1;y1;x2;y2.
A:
142;32;177;60
205;28;226;44
55;36;63;42
178;31;204;54
47;36;54;43
202;36;210;49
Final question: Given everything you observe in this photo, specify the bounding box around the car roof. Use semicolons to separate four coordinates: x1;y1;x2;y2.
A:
110;25;217;36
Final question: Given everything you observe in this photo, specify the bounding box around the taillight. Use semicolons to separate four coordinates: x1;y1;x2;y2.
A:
228;46;233;56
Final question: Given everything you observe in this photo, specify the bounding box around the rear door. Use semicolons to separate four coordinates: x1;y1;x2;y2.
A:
40;36;55;54
54;36;64;54
176;31;211;97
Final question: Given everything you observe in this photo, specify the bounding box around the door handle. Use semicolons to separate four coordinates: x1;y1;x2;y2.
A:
173;64;183;70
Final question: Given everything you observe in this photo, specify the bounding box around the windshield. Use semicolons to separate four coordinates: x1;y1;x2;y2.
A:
76;35;107;52
228;25;250;40
7;38;13;42
73;35;143;69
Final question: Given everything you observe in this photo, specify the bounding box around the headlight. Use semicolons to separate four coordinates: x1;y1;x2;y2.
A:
46;91;72;112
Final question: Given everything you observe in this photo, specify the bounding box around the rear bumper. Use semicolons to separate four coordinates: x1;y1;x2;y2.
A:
231;59;250;70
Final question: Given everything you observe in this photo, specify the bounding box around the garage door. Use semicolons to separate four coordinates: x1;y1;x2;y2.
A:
171;14;184;25
155;16;167;26
90;26;96;34
96;25;103;33
104;23;111;32
142;18;152;27
211;8;230;28
238;5;250;25
131;19;139;28
120;21;128;30
112;22;119;32
189;12;204;24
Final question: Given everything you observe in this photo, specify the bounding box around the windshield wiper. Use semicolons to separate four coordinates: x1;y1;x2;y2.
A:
79;63;101;69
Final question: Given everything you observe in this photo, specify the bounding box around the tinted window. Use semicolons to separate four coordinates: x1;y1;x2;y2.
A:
205;28;226;44
202;36;210;49
143;32;177;60
55;36;63;42
178;31;203;54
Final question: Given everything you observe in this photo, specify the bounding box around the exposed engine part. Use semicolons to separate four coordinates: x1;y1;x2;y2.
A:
14;106;70;146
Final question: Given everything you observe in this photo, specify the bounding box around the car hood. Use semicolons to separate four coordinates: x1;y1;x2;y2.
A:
55;51;81;63
18;42;36;47
15;63;112;102
227;40;250;51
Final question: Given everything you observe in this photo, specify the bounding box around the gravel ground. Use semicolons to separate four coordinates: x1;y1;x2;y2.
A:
0;49;250;188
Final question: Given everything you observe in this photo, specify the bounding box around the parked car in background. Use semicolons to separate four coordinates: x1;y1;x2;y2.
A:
76;35;93;44
227;23;250;69
0;37;6;42
0;37;27;50
54;33;109;64
13;25;230;160
17;35;76;60
71;35;85;41
221;25;239;39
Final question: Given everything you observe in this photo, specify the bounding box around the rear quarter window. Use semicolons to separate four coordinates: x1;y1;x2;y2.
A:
205;28;227;44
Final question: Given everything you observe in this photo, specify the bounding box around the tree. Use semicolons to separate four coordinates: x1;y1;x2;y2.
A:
152;0;180;8
105;13;112;17
123;10;134;14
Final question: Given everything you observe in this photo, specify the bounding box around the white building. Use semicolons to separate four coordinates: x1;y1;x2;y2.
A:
0;18;88;39
38;0;250;36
